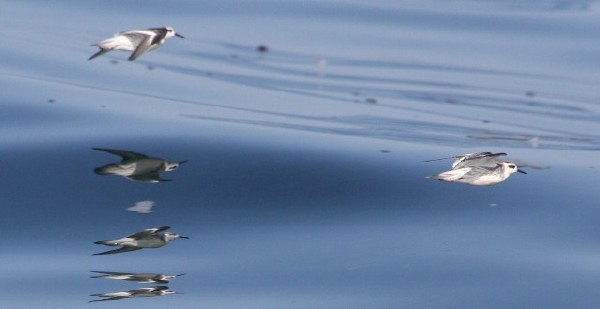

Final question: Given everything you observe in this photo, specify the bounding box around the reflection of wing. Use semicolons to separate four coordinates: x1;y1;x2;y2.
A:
93;148;149;161
91;270;134;276
125;226;170;239
146;286;169;292
93;247;143;255
89;296;128;302
128;172;170;183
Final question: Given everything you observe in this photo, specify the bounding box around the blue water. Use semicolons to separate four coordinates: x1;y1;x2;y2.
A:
1;0;599;308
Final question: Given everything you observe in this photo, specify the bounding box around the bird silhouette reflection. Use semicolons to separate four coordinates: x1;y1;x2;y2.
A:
91;271;185;284
89;286;177;302
93;226;189;255
93;148;187;183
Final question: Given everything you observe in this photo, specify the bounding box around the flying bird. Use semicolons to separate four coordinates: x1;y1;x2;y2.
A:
426;152;526;186
89;26;184;61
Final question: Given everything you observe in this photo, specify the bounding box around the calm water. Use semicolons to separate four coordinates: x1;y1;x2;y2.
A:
1;0;599;308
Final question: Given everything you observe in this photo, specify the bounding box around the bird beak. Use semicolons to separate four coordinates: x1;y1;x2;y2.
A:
175;33;184;39
517;169;527;174
179;236;190;239
178;160;188;165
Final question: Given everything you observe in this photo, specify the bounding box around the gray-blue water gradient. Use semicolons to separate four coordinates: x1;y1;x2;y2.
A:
1;0;599;308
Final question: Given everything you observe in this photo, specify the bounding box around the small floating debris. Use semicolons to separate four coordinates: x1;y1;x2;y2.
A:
47;99;55;103
256;44;269;54
316;57;327;67
365;98;377;104
127;200;154;214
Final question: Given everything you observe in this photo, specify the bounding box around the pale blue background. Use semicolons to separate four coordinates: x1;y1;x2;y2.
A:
1;0;599;308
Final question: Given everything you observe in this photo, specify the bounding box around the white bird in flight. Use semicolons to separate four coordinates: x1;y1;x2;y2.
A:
426;152;526;186
89;26;184;61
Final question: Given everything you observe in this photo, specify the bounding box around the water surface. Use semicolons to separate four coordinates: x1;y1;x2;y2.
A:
1;0;599;308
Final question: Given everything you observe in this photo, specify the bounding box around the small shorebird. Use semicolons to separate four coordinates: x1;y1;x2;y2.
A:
89;286;176;302
93;226;188;255
90;271;185;284
426;152;526;186
88;26;184;61
93;148;187;183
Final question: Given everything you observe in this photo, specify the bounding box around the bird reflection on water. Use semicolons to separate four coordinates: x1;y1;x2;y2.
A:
91;271;186;284
93;226;189;255
89;286;178;302
93;148;187;183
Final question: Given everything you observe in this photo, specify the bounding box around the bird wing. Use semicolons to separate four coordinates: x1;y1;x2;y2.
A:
148;28;168;45
120;31;149;46
93;148;149;161
88;48;110;60
128;33;154;61
93;247;143;255
91;270;134;276
462;165;501;178
452;152;507;169
429;167;471;182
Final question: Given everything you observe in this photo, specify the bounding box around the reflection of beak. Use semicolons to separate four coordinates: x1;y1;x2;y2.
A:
179;236;190;239
175;33;184;38
517;169;527;174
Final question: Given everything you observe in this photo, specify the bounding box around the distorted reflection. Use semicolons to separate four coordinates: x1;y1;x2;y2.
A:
91;271;186;284
93;226;189;255
127;200;154;214
89;286;177;302
93;148;187;183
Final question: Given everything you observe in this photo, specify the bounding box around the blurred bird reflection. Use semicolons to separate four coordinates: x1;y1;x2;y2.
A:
93;226;189;255
93;148;187;183
91;271;185;284
89;286;177;302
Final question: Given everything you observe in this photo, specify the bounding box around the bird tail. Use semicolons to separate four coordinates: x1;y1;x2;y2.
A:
88;49;109;60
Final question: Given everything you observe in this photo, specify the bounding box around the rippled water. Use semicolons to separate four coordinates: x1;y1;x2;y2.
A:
1;0;599;308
